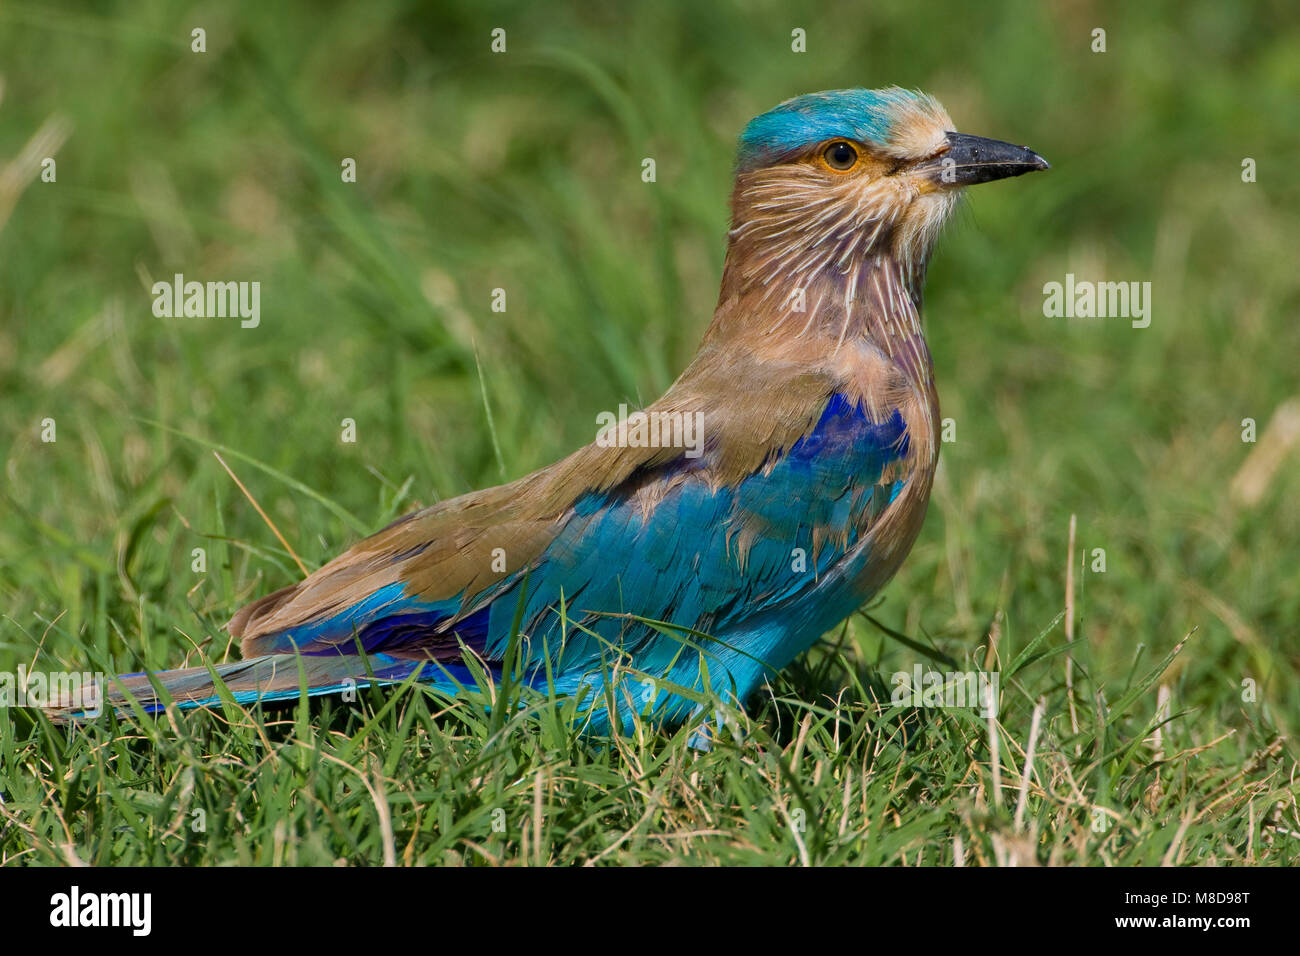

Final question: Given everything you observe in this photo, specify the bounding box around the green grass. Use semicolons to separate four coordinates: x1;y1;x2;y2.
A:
2;0;1299;865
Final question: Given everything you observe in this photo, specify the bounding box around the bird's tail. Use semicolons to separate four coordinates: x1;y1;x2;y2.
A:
43;653;425;723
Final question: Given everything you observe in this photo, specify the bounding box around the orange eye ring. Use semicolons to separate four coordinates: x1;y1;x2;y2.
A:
822;141;858;172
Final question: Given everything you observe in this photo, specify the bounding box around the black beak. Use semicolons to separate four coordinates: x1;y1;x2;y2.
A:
925;131;1050;186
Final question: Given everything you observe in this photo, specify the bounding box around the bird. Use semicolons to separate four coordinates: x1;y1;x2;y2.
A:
53;88;1048;733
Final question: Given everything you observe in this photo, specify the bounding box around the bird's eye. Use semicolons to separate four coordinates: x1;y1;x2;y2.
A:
823;141;858;171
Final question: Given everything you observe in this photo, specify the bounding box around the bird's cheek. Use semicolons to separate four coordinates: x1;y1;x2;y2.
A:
885;177;925;221
913;191;960;237
908;171;948;198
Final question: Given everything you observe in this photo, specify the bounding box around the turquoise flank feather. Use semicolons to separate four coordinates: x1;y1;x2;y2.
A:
475;394;910;730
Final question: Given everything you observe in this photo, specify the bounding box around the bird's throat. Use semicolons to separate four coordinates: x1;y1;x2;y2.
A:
709;251;934;387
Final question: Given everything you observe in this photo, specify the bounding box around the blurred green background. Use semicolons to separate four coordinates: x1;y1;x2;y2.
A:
1;0;1298;861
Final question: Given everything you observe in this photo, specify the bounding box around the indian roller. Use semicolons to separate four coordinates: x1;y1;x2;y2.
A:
56;88;1048;732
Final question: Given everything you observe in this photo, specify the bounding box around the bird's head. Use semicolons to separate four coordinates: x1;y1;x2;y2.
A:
728;87;1048;290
